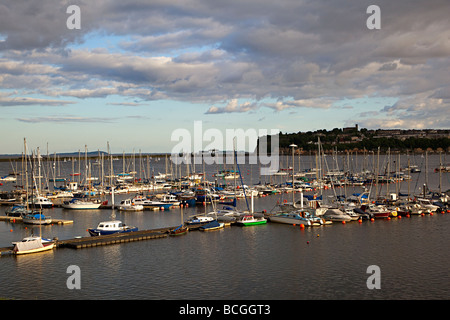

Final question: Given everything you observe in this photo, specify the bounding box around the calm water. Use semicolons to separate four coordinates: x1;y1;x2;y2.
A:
0;154;449;300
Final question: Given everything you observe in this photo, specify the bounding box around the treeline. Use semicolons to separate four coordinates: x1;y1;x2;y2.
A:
259;130;450;154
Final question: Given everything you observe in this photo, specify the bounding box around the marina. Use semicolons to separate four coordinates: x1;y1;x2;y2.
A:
0;151;449;300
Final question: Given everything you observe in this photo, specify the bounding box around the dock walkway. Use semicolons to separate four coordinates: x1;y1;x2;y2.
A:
57;226;174;249
0;216;73;225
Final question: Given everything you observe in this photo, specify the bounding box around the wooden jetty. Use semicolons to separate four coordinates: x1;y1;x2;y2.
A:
0;216;73;225
56;226;175;249
0;226;177;255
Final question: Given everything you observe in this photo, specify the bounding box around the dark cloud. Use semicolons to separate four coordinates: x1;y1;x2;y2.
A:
0;0;449;126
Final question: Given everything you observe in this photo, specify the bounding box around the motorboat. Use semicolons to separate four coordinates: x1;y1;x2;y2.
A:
88;220;138;236
131;196;173;210
269;211;313;226
360;204;391;218
185;215;216;226
29;196;53;208
235;214;267;226
5;205;32;217
322;208;353;222
117;199;144;211
159;193;180;206
62;197;102;209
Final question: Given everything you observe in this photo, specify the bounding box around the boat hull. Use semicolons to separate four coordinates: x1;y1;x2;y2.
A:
199;220;224;231
169;225;189;236
269;214;312;226
236;219;267;226
88;227;138;236
22;214;52;225
13;242;55;255
62;202;102;209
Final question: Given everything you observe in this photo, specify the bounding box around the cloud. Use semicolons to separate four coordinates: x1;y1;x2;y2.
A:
17;116;116;123
206;99;258;114
0;92;75;107
0;0;449;130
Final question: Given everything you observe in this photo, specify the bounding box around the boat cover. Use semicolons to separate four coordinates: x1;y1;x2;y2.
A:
14;239;43;252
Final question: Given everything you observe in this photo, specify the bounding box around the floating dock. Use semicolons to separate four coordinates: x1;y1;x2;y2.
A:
0;216;73;225
56;226;174;249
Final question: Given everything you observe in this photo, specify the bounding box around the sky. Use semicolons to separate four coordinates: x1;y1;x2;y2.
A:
0;0;449;154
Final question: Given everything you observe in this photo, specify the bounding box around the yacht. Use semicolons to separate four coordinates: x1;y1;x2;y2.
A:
88;220;138;236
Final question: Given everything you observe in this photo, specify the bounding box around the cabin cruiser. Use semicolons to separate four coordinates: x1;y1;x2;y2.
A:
88;220;138;236
185;215;215;226
118;199;144;211
322;208;352;222
29;196;53;208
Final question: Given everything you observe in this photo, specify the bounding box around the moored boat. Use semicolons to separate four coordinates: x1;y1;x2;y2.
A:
118;199;144;211
322;208;353;222
199;219;224;231
29;196;53;208
269;211;313;226
88;220;138;236
169;224;189;236
235;214;267;226
62;197;102;209
13;237;55;255
186;215;215;226
23;212;52;225
6;205;32;217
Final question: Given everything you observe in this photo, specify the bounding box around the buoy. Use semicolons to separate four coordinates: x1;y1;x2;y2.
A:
300;224;305;229
398;215;402;219
430;212;433;216
370;218;375;222
161;207;164;211
306;241;310;244
10;229;13;232
317;234;320;237
342;221;346;224
387;217;391;220
406;214;410;218
358;219;362;223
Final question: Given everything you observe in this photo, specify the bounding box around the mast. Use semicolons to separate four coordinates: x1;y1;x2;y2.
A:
24;138;29;210
289;144;297;204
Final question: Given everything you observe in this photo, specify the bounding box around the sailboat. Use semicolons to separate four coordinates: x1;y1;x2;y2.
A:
198;187;225;231
229;147;267;227
169;205;189;236
13;236;55;255
13;140;56;255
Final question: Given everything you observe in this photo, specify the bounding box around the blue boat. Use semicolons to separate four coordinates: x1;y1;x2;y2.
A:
199;220;224;231
88;220;138;236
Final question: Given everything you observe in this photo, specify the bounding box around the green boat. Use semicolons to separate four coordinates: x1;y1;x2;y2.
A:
235;214;267;226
